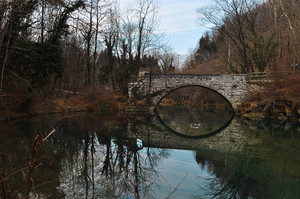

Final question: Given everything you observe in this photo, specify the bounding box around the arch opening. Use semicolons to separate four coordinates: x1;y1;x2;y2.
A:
154;85;235;138
154;85;235;112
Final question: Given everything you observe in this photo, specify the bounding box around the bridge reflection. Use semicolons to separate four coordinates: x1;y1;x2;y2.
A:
127;115;261;153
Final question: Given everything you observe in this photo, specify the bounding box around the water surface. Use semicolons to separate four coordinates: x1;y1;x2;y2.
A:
0;111;299;199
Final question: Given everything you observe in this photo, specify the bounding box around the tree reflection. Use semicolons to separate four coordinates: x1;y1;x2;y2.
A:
0;115;170;198
239;118;300;138
51;115;169;199
194;142;300;199
194;150;268;199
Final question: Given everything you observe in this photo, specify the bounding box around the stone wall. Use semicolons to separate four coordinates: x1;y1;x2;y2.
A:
128;73;250;110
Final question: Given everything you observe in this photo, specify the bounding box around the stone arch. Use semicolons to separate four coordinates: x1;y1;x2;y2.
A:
128;73;250;111
153;84;235;112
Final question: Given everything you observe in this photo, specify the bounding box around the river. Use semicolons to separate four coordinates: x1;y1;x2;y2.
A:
0;106;299;199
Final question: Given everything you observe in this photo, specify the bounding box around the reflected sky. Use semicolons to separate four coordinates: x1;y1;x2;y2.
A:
149;149;212;198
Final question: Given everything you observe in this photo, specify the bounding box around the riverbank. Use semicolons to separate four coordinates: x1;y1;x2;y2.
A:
1;73;299;122
0;90;128;122
238;73;300;121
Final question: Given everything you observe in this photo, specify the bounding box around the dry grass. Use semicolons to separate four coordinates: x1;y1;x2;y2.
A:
0;88;128;121
37;89;127;114
240;72;300;120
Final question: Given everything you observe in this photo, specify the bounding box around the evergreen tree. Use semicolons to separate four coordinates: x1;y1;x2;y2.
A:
194;32;217;64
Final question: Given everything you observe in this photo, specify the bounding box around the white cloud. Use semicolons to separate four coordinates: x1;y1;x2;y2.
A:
159;0;211;33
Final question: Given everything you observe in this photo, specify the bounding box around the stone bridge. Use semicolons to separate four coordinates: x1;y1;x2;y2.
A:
128;73;251;111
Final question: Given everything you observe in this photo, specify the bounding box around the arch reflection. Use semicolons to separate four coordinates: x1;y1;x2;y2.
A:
154;107;234;139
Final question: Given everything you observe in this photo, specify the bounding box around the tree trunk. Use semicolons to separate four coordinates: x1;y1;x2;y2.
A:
0;29;10;93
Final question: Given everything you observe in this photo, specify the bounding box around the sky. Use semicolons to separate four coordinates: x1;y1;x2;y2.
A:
120;0;213;55
158;0;212;55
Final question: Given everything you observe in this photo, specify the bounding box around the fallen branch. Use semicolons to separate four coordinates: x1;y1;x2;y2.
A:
43;129;56;142
166;173;189;199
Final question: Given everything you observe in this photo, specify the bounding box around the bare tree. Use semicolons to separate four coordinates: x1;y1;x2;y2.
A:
0;0;7;49
112;0;164;93
0;0;39;92
0;1;8;92
266;0;300;71
115;15;136;93
153;47;178;73
198;0;253;73
198;0;278;73
48;0;84;44
134;0;159;71
268;0;282;70
83;0;95;87
100;6;119;89
279;0;300;71
92;0;101;86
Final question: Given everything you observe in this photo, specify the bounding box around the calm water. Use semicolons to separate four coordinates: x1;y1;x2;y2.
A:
0;107;299;199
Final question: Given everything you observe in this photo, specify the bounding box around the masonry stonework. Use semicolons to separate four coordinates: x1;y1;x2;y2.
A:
128;73;250;111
